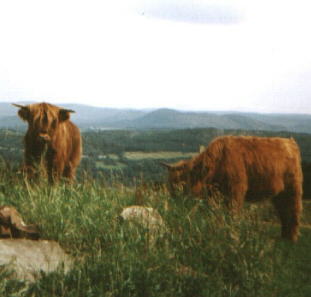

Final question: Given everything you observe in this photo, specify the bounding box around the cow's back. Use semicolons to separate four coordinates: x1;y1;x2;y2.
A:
203;136;302;199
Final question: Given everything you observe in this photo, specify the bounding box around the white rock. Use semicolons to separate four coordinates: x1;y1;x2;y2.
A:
119;206;167;246
120;206;165;231
0;239;72;282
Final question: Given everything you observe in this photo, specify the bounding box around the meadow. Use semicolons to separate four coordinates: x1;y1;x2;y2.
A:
0;170;311;297
1;128;311;296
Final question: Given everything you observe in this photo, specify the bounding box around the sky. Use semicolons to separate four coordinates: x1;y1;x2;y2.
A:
0;0;311;113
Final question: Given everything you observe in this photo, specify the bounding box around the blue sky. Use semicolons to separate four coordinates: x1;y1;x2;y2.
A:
0;0;311;114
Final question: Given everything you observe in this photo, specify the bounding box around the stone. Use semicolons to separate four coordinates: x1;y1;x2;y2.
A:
119;206;167;246
120;205;165;231
0;239;72;282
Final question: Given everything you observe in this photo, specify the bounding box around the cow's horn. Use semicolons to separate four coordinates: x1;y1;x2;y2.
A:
60;108;75;113
12;103;26;108
159;162;172;169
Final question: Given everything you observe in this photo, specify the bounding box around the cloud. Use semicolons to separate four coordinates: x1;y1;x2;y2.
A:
133;0;244;24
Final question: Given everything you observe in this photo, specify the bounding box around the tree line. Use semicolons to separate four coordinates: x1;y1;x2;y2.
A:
1;128;311;196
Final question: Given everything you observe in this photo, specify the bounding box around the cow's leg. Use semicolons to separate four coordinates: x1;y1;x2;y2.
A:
63;163;76;182
272;189;302;242
24;150;41;181
47;158;63;184
46;160;55;184
48;168;60;184
22;164;36;180
226;183;247;214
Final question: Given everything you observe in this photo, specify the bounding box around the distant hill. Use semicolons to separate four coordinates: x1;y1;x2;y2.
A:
115;109;287;131
0;102;311;133
61;104;146;128
241;113;311;134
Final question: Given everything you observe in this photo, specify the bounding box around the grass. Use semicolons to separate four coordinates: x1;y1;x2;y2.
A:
0;172;311;296
95;151;195;172
124;151;196;160
95;161;126;170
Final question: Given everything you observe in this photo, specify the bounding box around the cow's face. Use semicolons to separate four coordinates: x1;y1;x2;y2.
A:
161;159;209;197
161;161;192;197
13;103;74;144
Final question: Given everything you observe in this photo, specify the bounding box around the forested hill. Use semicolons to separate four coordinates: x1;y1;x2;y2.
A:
81;128;311;161
1;102;311;133
2;127;311;163
2;127;311;194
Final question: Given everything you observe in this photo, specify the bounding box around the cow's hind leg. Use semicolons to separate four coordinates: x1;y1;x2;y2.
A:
272;189;302;242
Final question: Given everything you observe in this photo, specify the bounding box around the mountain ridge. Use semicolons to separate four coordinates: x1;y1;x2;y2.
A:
0;102;310;133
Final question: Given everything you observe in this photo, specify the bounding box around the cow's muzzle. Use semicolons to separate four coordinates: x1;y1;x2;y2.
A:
38;133;51;143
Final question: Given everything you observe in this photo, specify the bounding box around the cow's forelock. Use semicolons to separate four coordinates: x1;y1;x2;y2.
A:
27;104;60;142
33;107;57;128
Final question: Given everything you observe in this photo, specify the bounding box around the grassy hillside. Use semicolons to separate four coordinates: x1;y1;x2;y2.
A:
1;122;311;295
0;171;311;296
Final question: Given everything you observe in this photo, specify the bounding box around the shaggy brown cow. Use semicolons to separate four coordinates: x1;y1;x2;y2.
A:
13;102;82;183
162;136;303;242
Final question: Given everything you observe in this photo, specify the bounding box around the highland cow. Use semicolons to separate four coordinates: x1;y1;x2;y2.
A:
13;102;82;183
162;136;303;242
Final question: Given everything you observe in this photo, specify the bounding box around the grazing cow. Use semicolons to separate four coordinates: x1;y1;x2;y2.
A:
162;136;303;242
13;102;82;183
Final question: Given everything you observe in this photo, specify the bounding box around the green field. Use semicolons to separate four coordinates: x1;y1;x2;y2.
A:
0;170;311;297
92;151;197;183
95;161;127;170
124;151;196;160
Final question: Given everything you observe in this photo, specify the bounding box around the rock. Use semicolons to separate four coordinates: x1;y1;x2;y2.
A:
120;206;165;231
119;206;167;245
0;206;40;240
0;239;72;282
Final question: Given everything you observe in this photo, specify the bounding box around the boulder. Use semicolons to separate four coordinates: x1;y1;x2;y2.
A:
120;206;165;230
119;206;167;245
0;239;72;282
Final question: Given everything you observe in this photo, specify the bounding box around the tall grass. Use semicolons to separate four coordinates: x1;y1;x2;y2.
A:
0;169;311;297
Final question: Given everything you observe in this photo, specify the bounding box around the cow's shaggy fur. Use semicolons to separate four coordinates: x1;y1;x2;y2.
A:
164;136;303;242
13;102;82;183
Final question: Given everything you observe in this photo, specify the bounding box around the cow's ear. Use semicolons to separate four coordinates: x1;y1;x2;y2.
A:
12;104;30;121
59;109;75;122
19;108;30;121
